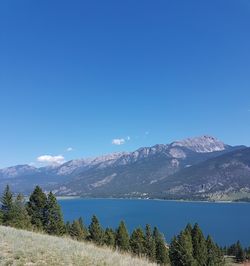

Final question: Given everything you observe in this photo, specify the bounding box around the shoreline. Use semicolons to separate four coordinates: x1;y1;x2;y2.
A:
57;196;250;204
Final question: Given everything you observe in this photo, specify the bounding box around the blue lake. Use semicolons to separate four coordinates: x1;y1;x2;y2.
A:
58;199;250;247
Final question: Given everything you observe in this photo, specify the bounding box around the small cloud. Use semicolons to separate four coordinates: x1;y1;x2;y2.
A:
112;138;126;145
127;136;131;141
66;147;73;152
37;155;65;165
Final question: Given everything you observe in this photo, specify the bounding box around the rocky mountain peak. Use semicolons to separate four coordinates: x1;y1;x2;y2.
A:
171;135;227;153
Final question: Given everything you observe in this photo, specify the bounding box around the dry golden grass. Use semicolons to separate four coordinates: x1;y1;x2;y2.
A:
0;226;156;266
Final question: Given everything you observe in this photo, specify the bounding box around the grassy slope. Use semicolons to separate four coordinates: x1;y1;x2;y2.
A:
0;226;155;266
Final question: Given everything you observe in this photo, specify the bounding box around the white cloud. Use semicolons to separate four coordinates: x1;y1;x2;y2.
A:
37;155;65;165
112;138;126;145
66;147;73;152
127;136;131;141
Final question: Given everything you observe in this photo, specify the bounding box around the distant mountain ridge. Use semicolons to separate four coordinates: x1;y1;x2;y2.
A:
0;135;249;201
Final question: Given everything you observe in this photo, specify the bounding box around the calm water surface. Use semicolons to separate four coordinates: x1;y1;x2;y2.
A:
58;199;250;247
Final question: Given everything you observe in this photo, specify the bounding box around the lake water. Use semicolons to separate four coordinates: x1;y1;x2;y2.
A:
58;199;250;247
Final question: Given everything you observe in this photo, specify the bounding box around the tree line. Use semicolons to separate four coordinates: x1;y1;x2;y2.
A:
223;241;250;263
0;185;248;265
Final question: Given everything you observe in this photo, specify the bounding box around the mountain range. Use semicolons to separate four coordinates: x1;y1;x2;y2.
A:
1;135;250;201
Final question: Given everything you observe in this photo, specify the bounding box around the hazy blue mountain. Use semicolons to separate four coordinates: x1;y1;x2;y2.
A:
0;135;248;201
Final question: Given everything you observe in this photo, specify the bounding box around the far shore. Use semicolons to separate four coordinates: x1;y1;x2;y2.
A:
56;196;250;204
56;196;81;200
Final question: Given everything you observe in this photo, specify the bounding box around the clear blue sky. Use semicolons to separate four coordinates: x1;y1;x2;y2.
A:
0;0;250;168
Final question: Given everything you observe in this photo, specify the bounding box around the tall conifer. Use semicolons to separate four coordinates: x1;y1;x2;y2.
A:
1;185;13;224
206;235;225;266
78;217;88;239
145;224;156;262
8;193;31;229
103;227;116;248
26;186;47;230
115;221;130;251
235;241;245;263
44;192;65;235
192;223;207;265
69;219;85;240
130;227;145;256
153;227;169;265
88;215;103;245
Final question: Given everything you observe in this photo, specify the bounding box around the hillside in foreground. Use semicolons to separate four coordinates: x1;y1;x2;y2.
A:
0;226;155;266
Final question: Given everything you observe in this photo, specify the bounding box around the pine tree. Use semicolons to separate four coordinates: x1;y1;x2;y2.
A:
169;236;182;266
206;235;225;266
215;244;225;265
8;193;31;229
65;221;71;234
153;227;169;265
115;220;130;251
145;224;156;262
1;185;13;224
103;227;116;248
185;223;193;234
26;186;47;230
88;215;103;245
235;241;245;263
69;219;85;240
44;192;65;236
179;227;196;266
227;243;237;256
78;217;88;239
0;209;3;225
192;223;207;265
130;227;145;256
169;227;195;266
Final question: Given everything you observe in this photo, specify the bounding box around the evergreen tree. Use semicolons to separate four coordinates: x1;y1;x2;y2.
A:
169;236;182;266
1;185;13;224
88;215;103;245
145;224;156;262
153;227;169;265
115;220;130;251
8;193;31;229
78;217;88;239
169;227;195;266
235;241;245;263
227;243;237;256
103;227;116;248
246;247;250;260
207;235;216;266
44;192;65;235
130;227;145;256
185;223;193;234
69;219;85;240
192;223;207;265
0;209;3;225
215;244;225;265
26;186;47;230
65;221;71;235
206;235;225;266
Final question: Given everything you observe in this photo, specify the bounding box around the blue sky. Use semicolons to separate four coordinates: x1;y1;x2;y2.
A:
0;0;250;168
